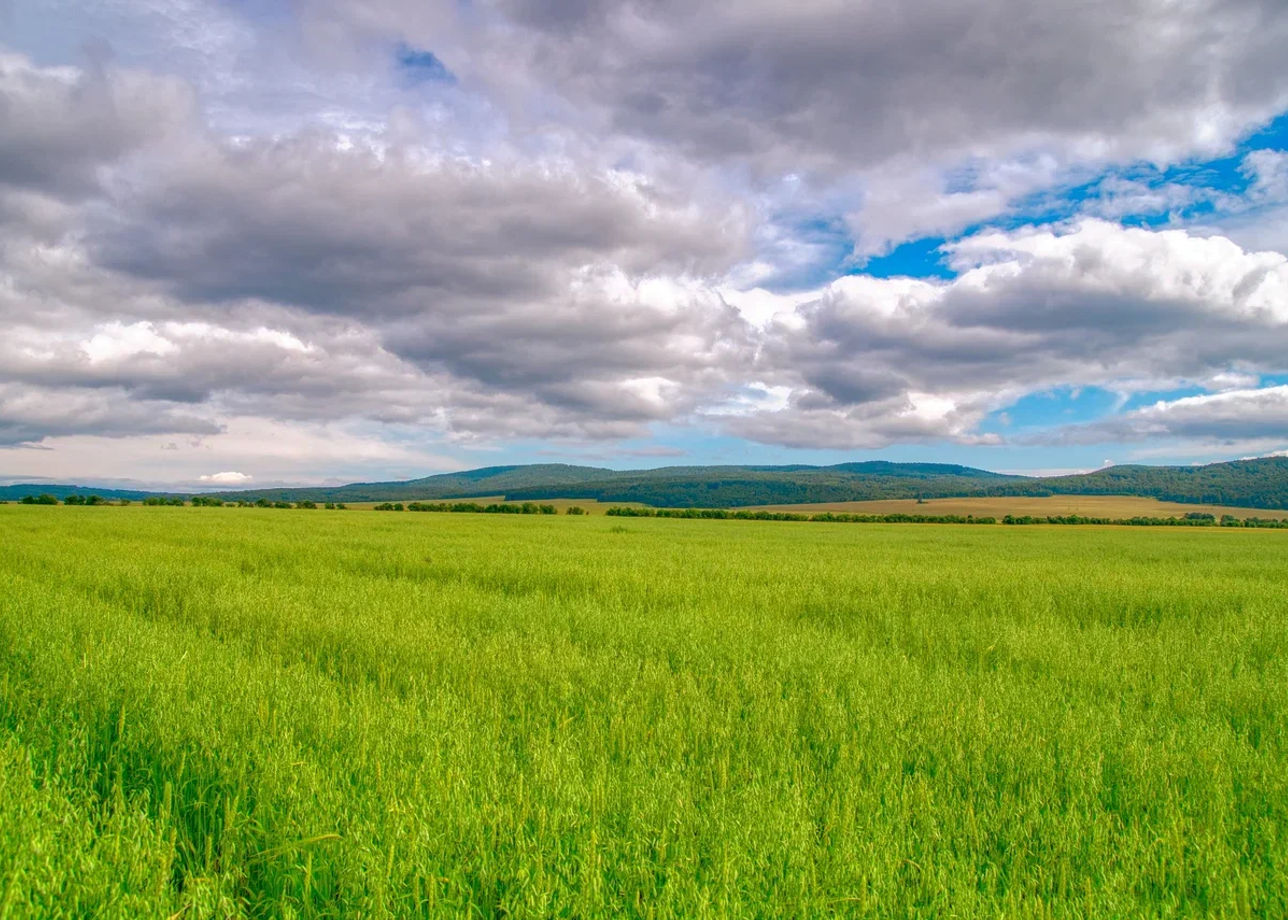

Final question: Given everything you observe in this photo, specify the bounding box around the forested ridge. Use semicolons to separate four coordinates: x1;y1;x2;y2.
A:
7;457;1288;510
983;457;1288;510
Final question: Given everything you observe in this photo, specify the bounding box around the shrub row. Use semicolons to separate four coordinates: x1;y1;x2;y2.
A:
174;497;347;509
376;501;565;514
606;507;997;524
1002;513;1288;527
21;494;122;506
24;496;354;509
606;506;1288;528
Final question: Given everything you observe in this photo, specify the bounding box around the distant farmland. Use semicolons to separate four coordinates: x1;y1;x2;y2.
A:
749;493;1288;521
3;506;1287;916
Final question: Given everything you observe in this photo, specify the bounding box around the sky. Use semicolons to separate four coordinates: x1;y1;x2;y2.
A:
1;0;1287;489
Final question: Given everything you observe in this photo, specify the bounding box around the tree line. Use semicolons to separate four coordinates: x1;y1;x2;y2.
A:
15;494;347;509
606;507;999;524
1001;513;1288;528
606;507;1288;527
375;501;567;514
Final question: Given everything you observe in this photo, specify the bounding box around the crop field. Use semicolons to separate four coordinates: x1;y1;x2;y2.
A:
1;506;1286;918
750;494;1288;521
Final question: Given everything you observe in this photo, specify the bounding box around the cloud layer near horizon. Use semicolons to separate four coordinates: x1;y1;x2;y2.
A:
2;0;1287;483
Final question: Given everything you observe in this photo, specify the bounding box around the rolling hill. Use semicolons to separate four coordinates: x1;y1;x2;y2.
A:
0;484;155;502
201;456;1288;509
503;462;1020;507
986;457;1288;510
185;461;1017;506
7;457;1288;510
210;464;619;503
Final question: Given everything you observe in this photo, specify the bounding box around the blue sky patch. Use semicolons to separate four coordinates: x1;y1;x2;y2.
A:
980;387;1122;435
395;44;456;85
859;236;954;280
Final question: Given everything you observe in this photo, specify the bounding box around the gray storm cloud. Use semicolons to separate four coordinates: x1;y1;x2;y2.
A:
303;0;1288;173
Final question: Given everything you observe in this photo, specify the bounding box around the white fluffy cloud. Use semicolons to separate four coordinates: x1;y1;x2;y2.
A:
1243;150;1288;203
199;471;251;484
729;221;1288;448
1048;386;1288;445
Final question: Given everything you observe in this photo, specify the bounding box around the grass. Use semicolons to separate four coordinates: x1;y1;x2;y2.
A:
750;494;1288;520
1;505;1286;918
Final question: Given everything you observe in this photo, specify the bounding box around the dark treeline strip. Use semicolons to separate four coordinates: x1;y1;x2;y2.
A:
607;507;998;524
608;507;1288;528
12;495;349;509
377;501;561;514
1002;513;1288;528
154;497;347;509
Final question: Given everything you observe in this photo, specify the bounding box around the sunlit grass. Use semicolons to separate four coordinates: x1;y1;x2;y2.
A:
1;506;1286;918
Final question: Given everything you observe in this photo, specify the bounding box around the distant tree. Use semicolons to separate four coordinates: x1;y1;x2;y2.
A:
64;494;85;505
565;506;587;515
296;500;317;509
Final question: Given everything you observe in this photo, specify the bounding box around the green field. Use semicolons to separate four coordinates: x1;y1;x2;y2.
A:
1;507;1286;918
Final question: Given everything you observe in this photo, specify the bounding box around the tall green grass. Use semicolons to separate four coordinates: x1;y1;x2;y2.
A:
1;506;1285;918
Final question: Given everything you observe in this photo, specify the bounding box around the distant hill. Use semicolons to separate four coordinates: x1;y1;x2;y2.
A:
7;457;1288;510
984;457;1288;510
208;461;1022;506
213;464;618;503
214;457;1288;509
504;462;1019;507
0;484;154;502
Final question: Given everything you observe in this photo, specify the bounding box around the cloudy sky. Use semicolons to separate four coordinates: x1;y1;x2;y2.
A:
2;0;1287;488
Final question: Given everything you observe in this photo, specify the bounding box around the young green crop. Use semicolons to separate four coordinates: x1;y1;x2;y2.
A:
1;506;1285;918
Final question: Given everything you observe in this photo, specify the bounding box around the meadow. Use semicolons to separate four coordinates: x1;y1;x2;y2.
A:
1;506;1286;918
